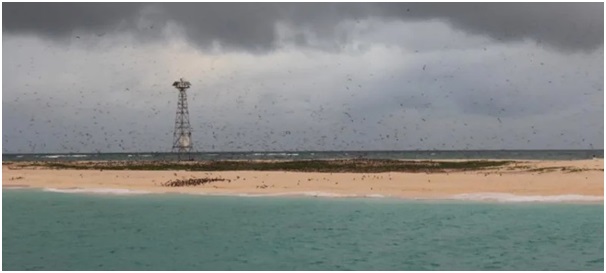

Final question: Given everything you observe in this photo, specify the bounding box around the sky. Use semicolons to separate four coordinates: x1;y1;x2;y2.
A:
2;2;604;153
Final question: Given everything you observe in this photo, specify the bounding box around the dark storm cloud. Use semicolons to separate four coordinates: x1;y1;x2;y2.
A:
2;3;142;36
3;3;603;52
373;3;604;52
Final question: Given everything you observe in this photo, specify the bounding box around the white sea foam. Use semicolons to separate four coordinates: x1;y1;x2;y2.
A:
41;154;88;159
252;153;299;157
233;192;299;197
449;193;603;203
365;194;387;198
300;191;357;198
271;153;298;156
43;188;150;195
214;192;361;198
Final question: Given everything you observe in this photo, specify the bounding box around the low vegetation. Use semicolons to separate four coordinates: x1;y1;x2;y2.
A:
18;159;512;173
162;177;228;187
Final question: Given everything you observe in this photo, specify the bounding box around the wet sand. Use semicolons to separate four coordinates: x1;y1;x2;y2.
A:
2;159;603;200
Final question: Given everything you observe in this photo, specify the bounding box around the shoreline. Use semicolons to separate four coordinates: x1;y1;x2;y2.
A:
4;186;604;204
3;159;603;203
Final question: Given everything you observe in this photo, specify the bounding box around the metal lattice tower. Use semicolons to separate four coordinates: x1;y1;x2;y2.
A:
171;78;193;160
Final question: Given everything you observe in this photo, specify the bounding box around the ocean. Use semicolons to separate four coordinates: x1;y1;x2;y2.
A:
3;189;604;270
2;149;604;162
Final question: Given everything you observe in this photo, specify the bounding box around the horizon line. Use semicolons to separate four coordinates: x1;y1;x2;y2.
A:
3;149;604;155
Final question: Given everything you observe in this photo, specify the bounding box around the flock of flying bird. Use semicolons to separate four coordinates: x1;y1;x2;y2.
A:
3;38;601;154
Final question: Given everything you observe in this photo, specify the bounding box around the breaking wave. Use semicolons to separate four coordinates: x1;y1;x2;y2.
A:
183;191;368;198
251;153;300;157
299;191;357;197
40;154;88;159
365;194;387;198
43;188;150;195
449;193;603;203
35;188;601;203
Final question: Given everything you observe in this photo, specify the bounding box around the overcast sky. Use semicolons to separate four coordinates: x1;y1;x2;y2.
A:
2;2;604;153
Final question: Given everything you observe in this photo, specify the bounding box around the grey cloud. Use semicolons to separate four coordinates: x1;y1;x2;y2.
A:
2;10;603;154
2;3;142;37
3;3;603;52
372;3;604;52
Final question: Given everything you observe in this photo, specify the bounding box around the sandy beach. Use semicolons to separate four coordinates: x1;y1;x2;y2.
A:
2;159;603;201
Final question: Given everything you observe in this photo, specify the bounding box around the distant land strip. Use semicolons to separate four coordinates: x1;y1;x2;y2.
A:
4;159;602;174
4;159;516;173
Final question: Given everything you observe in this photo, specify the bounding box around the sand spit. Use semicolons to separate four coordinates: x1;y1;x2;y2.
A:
3;159;603;201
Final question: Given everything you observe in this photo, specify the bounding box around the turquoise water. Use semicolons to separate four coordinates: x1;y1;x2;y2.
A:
3;190;604;270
